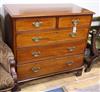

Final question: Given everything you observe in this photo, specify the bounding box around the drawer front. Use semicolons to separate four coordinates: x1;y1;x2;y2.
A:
59;15;91;28
16;17;56;31
17;55;83;81
17;40;86;64
16;29;88;48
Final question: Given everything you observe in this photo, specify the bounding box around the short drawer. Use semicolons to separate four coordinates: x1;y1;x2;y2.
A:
17;54;83;81
17;40;86;64
59;15;91;28
16;29;88;48
15;17;56;31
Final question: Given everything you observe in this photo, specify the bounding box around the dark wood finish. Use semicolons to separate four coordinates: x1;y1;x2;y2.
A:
17;55;83;81
85;25;100;72
75;69;83;76
17;40;86;64
9;58;21;92
4;10;17;58
3;4;94;83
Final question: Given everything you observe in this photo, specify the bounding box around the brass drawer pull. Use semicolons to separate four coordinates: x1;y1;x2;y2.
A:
32;21;43;28
66;61;74;65
32;37;42;42
70;19;80;37
32;51;40;57
69;32;77;37
72;19;80;25
32;67;40;72
67;46;76;52
32;37;49;42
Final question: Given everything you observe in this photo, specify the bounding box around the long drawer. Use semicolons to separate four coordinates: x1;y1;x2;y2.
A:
16;29;88;48
17;40;86;64
17;54;83;81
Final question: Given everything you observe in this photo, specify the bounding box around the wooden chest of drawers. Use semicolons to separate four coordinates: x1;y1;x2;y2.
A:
4;4;94;82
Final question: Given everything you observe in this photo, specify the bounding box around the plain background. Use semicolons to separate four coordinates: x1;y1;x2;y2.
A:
0;0;100;16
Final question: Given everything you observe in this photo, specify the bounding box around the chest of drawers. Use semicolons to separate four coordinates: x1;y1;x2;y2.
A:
4;4;94;82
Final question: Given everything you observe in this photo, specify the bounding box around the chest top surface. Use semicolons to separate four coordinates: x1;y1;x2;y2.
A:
4;4;94;18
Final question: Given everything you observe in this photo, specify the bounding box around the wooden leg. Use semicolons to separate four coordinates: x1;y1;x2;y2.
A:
85;61;93;72
75;69;83;76
11;84;21;92
85;55;97;72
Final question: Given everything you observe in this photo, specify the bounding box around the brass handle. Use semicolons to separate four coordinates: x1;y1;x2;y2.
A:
32;37;49;42
66;61;74;65
32;37;42;42
72;19;80;25
69;32;77;37
32;67;40;72
70;19;80;37
67;46;76;52
32;21;43;28
32;51;40;57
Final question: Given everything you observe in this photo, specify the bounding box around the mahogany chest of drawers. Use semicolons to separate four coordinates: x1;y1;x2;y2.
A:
3;4;94;82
